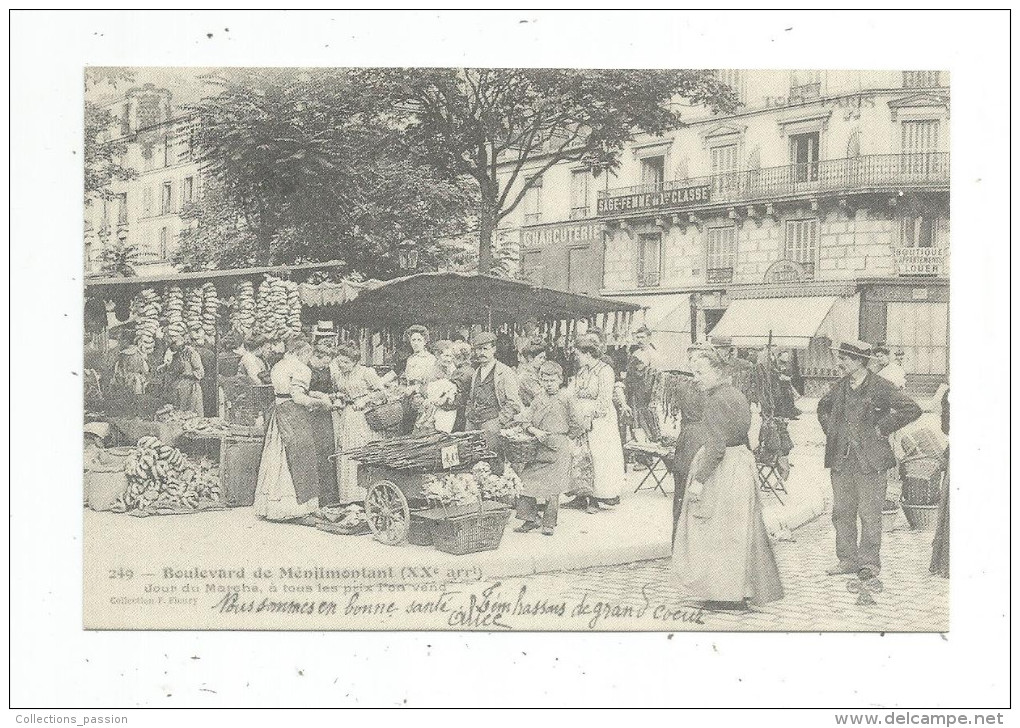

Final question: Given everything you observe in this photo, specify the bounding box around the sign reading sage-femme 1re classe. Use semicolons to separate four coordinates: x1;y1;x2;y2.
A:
597;183;711;214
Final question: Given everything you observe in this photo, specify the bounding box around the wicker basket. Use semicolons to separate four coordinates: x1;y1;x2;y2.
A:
365;401;406;432
900;457;944;505
882;505;901;532
432;501;511;555
501;434;540;465
902;503;939;531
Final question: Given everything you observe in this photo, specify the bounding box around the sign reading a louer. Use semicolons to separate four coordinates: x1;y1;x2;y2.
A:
597;184;711;215
893;247;947;276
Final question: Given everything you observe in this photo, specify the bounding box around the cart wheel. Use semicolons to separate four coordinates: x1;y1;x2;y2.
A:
365;480;410;545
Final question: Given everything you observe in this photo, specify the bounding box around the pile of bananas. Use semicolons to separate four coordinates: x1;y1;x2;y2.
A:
232;280;257;337
122;436;220;511
201;282;218;340
184;287;204;333
133;289;162;356
258;275;290;340
165;286;185;337
285;280;302;334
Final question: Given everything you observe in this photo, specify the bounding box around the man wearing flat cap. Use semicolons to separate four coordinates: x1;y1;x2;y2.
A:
466;331;524;449
818;339;921;587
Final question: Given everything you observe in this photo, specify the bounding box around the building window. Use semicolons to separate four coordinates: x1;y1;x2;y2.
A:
116;193;128;225
520;249;543;284
903;71;941;88
901;120;940;176
706;226;736;283
639;155;665;189
120;103;131;135
523;176;542;224
159;227;169;260
637;233;663;288
182;176;195;207
790;70;822;101
710;144;738;196
785;218;818;278
715;69;743;102
567;247;589;293
886;301;948;376
570;169;590;219
163;134;172;168
900;214;947;248
143;187;153;217
161;181;174;214
790;132;820;183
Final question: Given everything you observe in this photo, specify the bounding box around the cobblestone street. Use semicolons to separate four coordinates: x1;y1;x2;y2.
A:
496;515;949;632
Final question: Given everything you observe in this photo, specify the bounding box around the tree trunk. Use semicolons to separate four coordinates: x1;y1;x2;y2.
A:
478;220;494;274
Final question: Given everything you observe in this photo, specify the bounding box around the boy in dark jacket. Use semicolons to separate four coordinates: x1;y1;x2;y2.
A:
817;340;922;586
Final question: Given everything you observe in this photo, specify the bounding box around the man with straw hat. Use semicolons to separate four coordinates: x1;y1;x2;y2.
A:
817;339;921;589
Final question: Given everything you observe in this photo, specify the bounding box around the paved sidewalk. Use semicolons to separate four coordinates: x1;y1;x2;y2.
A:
504;515;949;632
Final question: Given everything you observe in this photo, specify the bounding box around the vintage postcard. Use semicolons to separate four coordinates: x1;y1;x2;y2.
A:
82;65;951;633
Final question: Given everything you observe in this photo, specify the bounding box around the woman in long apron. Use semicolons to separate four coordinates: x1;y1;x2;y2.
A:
572;333;626;510
672;346;784;610
253;338;332;523
330;342;386;504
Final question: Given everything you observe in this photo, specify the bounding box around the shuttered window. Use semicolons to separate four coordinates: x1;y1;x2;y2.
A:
784;218;818;277
706;226;736;283
901;120;940;176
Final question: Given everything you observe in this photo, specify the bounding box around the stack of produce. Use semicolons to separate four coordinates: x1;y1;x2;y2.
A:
420;463;521;505
201;282;218;340
345;431;488;473
285;280;301;334
257;275;290;339
232;280;257;337
164;286;185;338
184;286;204;334
154;404;201;424
122;436;220;511
182;417;230;437
132;289;161;356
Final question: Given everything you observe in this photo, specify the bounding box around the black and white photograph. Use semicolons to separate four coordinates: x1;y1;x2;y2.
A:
9;8;1011;713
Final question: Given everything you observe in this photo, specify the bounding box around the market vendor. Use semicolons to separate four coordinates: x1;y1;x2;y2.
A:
112;328;150;395
401;325;438;388
225;331;268;385
189;326;219;417
625;325;662;443
330;341;386;504
514;361;580;536
253;337;332;523
158;330;205;416
516;338;548;408
465;331;523;451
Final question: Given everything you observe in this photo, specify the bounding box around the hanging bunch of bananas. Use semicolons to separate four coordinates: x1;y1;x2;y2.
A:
164;286;185;336
255;276;271;336
132;289;162;356
256;274;290;340
122;436;220;511
184;286;204;333
285;280;302;334
232;280;257;337
201;282;218;340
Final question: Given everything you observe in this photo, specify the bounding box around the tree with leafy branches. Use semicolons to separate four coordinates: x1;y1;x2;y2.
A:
84;67;137;203
365;68;739;271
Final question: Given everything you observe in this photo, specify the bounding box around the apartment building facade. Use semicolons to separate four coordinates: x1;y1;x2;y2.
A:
84;84;201;275
498;69;949;393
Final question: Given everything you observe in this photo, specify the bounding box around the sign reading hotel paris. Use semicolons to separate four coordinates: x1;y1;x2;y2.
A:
597;183;711;214
893;246;947;276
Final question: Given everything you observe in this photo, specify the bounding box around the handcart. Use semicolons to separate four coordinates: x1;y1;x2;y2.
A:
344;431;496;545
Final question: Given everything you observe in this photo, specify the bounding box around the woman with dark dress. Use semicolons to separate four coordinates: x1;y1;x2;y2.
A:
669;368;708;543
930;386;950;578
672;346;784;611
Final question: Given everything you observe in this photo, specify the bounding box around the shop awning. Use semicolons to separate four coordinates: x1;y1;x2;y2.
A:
710;296;839;348
315;272;641;328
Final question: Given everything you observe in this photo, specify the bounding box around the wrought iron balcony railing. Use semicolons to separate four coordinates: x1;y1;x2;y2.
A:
596;153;949;216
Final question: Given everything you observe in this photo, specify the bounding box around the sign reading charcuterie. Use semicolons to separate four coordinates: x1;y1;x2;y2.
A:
597;184;711;214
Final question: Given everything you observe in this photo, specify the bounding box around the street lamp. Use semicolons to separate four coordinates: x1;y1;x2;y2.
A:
398;239;419;271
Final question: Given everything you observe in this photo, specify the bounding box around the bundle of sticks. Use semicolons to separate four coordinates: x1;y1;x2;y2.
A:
345;430;489;472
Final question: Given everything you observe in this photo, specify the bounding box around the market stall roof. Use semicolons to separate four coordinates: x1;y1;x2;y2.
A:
311;272;641;327
83;260;346;296
710;296;838;349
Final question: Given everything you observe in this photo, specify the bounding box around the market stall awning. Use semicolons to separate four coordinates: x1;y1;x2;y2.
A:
710;296;838;348
83;260;347;296
312;272;641;327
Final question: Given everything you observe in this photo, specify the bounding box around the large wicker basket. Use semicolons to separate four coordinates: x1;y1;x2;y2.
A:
902;503;940;531
432;501;511;555
365;401;406;432
501;433;540;465
901;456;944;505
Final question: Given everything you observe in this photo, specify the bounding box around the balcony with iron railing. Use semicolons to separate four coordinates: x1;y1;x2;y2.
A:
596;153;949;216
